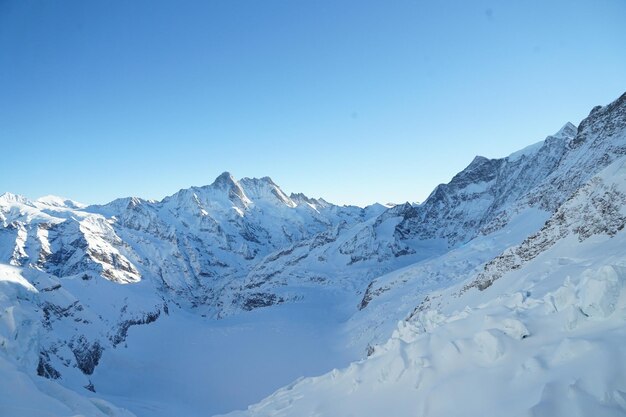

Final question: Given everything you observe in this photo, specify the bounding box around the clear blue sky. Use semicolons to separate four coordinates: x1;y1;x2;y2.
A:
1;0;625;206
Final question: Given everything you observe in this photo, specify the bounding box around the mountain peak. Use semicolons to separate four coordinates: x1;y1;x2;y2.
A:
469;155;489;165
554;122;577;138
208;172;252;209
462;155;494;173
0;192;30;205
290;192;332;211
36;195;86;209
572;90;626;148
212;171;238;189
260;176;277;186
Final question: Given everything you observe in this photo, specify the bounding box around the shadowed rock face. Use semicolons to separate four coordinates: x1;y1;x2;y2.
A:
70;336;103;375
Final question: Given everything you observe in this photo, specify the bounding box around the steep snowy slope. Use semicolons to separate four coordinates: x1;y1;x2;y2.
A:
0;264;137;417
221;148;626;417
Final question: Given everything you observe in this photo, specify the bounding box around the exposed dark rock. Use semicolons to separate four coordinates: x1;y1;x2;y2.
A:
37;352;61;379
242;292;284;311
110;309;161;347
70;336;103;375
358;281;391;310
42;301;80;329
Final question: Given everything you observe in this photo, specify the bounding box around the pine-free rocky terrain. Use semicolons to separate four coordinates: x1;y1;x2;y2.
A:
2;91;626;417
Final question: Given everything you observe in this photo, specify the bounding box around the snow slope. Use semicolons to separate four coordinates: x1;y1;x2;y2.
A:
0;264;137;417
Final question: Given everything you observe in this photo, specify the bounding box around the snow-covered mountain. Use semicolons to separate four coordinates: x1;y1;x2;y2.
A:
1;91;625;417
0;172;384;416
227;121;580;325
1;172;381;307
223;142;626;417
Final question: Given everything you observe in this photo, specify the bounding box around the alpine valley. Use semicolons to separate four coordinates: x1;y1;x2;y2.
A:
2;91;626;417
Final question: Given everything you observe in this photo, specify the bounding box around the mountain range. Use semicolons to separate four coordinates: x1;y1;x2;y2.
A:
1;91;625;417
